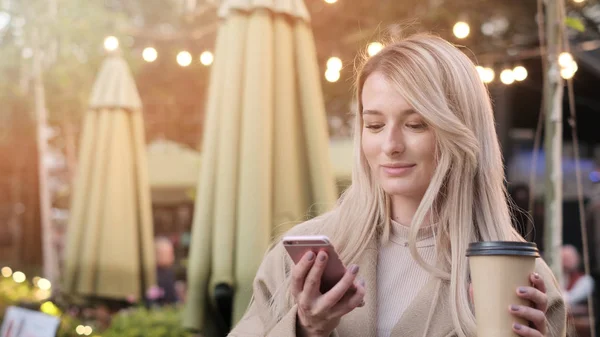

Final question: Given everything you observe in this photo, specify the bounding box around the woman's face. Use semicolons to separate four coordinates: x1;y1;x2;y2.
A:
361;72;436;200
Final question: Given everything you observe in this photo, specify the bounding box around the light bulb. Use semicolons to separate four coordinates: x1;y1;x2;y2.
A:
513;66;528;81
482;67;495;83
143;47;158;62
500;69;515;85
325;68;340;82
103;36;119;51
453;21;470;39
200;51;214;66
367;42;384;57
327;57;343;71
177;51;192;67
558;52;574;68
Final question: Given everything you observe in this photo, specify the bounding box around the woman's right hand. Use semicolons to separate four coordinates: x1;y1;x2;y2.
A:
291;251;366;337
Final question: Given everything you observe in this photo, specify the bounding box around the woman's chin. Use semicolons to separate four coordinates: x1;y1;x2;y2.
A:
380;183;425;199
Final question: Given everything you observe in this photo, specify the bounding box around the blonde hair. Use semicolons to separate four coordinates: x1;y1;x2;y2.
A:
267;33;523;337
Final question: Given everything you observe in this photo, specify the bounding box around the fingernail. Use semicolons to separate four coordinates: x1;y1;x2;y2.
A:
510;305;520;311
359;300;365;307
350;265;360;274
513;323;523;330
518;287;527;294
306;251;315;261
360;278;366;287
319;252;327;262
533;272;540;279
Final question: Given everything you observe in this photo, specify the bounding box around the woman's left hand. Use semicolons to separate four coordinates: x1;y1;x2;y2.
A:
509;272;548;336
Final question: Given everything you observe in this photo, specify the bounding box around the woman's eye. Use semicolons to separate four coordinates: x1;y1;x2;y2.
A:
365;124;384;130
406;123;427;130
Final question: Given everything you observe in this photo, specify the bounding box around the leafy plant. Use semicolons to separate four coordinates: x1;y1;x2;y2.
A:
101;306;192;337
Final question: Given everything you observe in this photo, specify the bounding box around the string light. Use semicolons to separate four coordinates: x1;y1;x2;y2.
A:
475;66;485;80
500;68;515;85
326;57;342;71
573;0;585;3
324;0;337;3
482;67;495;83
103;36;119;51
325;68;340;82
200;51;214;66
76;325;85;335
561;61;578;79
513;66;528;81
143;47;158;62
453;21;470;39
558;52;574;68
177;51;192;67
367;42;384;57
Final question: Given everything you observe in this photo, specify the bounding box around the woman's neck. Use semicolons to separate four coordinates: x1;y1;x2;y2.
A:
390;194;429;227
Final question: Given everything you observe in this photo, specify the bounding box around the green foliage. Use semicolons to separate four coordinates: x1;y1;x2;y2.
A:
0;276;39;318
0;0;139;125
566;16;586;33
101;306;193;337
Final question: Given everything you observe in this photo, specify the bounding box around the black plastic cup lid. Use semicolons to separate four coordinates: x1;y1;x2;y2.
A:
466;241;540;257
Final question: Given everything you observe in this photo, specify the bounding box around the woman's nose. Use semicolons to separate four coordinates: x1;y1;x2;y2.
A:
382;130;405;157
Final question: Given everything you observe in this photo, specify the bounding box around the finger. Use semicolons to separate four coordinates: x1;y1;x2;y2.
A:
509;305;547;335
290;251;316;298
517;286;548;313
512;323;544;337
530;273;547;297
330;283;366;317
303;251;328;295
316;265;360;311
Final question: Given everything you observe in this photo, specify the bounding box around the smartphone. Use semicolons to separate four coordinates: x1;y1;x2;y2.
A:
282;235;348;293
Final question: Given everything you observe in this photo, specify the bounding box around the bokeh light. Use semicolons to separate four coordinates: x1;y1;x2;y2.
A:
482;67;495;83
513;66;528;81
453;21;470;39
200;51;214;66
103;36;119;51
325;68;340;82
142;47;158;62
367;42;384;57
177;51;192;67
327;57;342;71
12;271;25;283
1;266;12;278
500;68;515;85
558;52;574;68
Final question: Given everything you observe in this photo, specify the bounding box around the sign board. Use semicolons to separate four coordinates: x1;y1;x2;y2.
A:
0;306;60;337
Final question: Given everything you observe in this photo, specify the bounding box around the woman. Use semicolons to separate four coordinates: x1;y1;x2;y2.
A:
229;34;566;337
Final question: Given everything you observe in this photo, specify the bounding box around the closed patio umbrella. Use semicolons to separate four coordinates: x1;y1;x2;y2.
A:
183;0;337;332
63;52;156;302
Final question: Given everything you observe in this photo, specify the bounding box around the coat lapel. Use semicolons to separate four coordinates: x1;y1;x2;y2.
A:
335;240;379;337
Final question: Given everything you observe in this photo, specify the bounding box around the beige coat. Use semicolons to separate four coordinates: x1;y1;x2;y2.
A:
229;221;567;337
